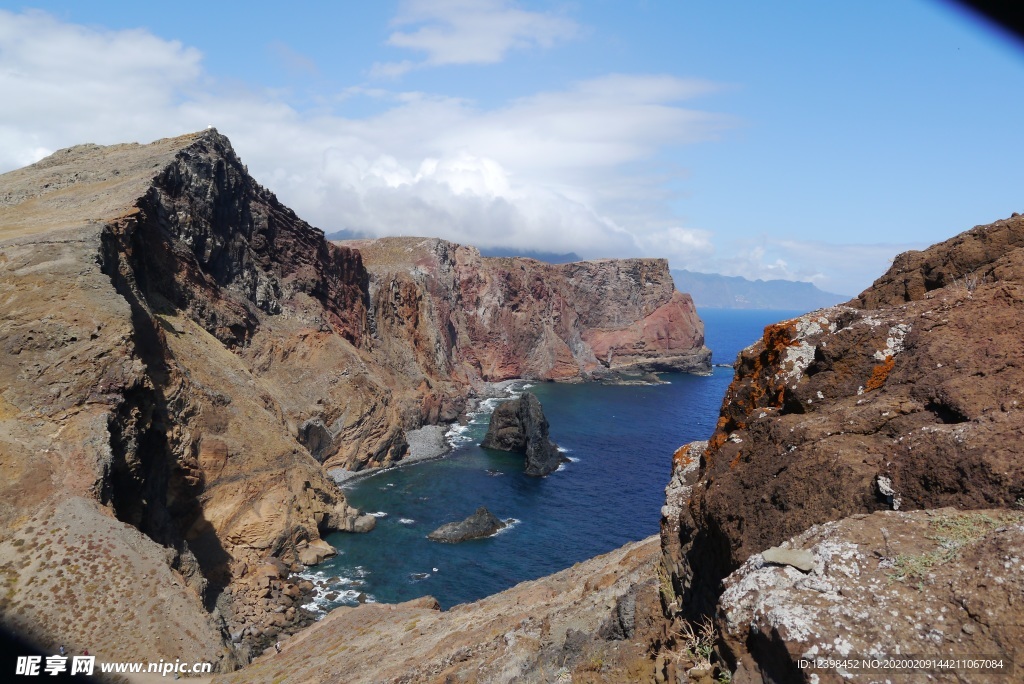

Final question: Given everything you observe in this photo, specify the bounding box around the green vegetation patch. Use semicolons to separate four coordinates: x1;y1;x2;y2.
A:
888;511;1023;584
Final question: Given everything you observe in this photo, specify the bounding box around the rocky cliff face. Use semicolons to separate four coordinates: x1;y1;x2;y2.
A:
349;236;709;381
660;214;1024;682
0;130;390;668
0;130;710;671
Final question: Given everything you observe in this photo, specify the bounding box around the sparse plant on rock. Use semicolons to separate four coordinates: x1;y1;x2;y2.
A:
671;614;718;670
888;511;1022;584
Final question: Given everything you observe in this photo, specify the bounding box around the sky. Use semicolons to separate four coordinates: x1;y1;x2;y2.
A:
1;1;1022;296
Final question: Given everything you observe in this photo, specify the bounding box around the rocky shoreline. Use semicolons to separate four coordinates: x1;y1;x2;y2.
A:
328;380;526;486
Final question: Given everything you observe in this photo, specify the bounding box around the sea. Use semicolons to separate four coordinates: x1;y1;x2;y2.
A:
303;309;803;613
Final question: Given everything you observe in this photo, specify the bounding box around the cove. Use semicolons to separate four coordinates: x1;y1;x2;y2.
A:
306;309;803;612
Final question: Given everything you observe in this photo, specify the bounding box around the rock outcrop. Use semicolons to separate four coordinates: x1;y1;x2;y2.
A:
659;213;1024;681
481;393;567;476
427;507;509;543
0;130;383;667
719;509;1022;683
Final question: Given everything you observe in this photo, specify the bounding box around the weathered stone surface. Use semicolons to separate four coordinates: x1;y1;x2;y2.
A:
720;509;1023;683
427;507;508;543
480;393;566;476
660;213;1024;681
759;546;815;572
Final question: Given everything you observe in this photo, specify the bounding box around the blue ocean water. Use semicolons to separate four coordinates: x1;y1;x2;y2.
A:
309;309;803;612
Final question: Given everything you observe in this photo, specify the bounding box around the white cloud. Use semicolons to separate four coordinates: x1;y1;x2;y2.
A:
371;0;578;77
0;10;732;278
0;9;202;168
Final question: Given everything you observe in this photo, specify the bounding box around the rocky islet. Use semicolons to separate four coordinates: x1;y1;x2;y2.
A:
480;392;567;476
426;507;510;543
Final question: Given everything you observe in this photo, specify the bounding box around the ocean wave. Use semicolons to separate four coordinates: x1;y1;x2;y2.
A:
557;446;571;453
398;518;416;525
493;518;521;536
368;511;388;518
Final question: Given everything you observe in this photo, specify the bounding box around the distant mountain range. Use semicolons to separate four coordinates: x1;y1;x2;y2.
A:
671;269;850;310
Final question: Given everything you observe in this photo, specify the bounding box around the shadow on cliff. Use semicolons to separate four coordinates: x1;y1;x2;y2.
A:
98;221;233;612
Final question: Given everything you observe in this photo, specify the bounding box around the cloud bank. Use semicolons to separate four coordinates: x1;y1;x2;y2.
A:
0;8;905;294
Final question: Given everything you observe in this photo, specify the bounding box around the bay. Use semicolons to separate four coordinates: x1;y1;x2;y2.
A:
310;309;805;611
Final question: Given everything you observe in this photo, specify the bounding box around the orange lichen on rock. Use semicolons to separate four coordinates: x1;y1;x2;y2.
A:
672;445;694;468
706;416;731;457
729;450;743;470
865;355;895;391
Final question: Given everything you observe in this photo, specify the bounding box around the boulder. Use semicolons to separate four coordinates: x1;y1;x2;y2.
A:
480;393;567;476
296;539;337;566
427;507;509;543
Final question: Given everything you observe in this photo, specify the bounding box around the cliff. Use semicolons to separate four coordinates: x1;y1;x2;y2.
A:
660;213;1024;682
0;130;710;671
0;130;387;667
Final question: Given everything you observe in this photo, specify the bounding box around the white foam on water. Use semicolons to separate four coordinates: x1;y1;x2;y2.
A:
493;518;521;536
295;561;378;617
399;518;416;525
368;511;388;518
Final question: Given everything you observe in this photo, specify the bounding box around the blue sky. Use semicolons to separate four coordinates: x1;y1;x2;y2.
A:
1;1;1022;295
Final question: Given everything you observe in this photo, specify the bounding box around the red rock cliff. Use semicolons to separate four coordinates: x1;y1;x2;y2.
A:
348;236;710;386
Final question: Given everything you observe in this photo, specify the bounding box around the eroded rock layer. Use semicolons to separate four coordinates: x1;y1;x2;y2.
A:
659;214;1024;681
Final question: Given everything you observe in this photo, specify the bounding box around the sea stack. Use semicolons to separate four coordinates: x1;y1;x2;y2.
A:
427;507;508;543
481;393;567;476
